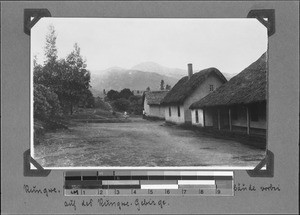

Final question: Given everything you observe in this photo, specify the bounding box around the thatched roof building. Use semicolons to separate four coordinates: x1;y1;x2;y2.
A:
161;67;227;105
190;53;266;109
143;91;169;105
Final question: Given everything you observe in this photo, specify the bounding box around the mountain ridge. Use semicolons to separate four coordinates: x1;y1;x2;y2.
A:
90;68;178;97
90;62;237;97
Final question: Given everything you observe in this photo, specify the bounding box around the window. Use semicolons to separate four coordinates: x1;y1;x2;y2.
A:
209;85;214;92
178;106;181;117
169;107;171;117
195;110;199;123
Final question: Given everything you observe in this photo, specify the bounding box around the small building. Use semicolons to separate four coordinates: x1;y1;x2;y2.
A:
143;91;169;119
189;53;267;135
161;64;227;124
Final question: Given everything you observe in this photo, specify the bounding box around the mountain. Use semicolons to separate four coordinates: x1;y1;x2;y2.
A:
90;68;178;97
89;62;237;97
131;62;186;79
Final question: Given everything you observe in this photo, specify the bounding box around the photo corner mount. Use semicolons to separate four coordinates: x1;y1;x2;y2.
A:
24;8;51;35
23;149;51;177
246;150;274;177
247;9;275;37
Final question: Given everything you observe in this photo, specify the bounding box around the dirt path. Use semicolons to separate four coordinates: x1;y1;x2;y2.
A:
34;119;265;168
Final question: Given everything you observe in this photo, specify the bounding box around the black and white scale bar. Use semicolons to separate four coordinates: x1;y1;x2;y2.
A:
65;176;231;181
64;171;233;195
65;176;232;181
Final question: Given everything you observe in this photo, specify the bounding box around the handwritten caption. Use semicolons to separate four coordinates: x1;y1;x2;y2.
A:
64;198;169;211
234;183;280;192
23;184;61;197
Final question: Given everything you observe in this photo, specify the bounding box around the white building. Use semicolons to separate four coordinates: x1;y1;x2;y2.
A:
143;91;169;119
161;64;227;125
190;53;266;134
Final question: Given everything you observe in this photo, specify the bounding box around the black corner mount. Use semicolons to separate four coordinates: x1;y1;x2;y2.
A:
246;150;274;177
24;149;51;177
247;9;275;37
24;8;51;36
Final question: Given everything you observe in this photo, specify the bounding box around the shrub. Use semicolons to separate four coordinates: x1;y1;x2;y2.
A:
34;84;62;120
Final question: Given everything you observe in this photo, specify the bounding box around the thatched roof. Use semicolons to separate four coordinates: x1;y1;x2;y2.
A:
190;53;266;109
143;91;169;105
161;67;227;105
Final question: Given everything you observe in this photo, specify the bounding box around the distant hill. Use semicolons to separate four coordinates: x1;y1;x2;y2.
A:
90;68;178;97
131;62;186;79
90;63;237;97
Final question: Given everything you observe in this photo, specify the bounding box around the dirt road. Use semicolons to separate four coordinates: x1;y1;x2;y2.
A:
34;118;265;168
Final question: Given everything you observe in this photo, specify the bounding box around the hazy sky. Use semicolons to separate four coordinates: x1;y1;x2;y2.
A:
31;18;267;75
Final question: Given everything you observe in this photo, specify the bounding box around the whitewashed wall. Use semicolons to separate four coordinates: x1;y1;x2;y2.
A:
191;109;204;126
164;74;224;124
164;105;185;124
184;75;225;123
149;105;165;119
143;98;150;115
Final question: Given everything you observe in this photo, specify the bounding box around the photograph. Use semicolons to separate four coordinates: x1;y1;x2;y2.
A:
31;18;268;168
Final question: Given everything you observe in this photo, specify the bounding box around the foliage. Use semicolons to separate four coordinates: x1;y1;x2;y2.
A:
107;90;120;101
85;91;95;108
62;43;91;113
166;84;171;90
160;80;165;90
128;96;143;115
107;90;143;114
146;86;150;91
129;95;140;103
34;25;91;117
111;98;131;112
34;84;62;120
44;25;58;63
119;88;134;99
78;89;95;108
94;97;111;110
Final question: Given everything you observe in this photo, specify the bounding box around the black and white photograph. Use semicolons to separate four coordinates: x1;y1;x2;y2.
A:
31;18;268;168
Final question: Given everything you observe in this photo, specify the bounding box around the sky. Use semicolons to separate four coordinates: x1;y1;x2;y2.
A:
31;18;267;75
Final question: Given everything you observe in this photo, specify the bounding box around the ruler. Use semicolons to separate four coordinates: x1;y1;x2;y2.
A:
64;171;234;196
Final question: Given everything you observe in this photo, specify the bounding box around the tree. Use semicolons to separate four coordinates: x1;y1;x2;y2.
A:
34;25;92;117
119;88;133;99
129;95;140;103
62;43;91;114
78;89;95;108
35;25;61;89
146;86;150;91
166;84;171;90
107;90;120;100
129;95;143;115
44;25;58;64
112;98;130;112
160;80;165;90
